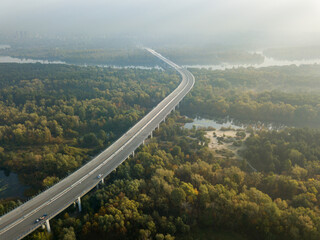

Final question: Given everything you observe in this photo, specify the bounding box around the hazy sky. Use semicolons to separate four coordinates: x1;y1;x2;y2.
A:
1;0;320;47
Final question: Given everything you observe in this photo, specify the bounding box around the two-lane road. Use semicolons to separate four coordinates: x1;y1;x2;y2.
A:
0;48;195;240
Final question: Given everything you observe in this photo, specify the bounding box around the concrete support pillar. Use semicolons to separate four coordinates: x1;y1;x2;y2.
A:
132;151;135;157
157;124;160;130
42;224;45;230
150;131;153;138
45;219;51;233
101;178;104;184
142;140;145;145
77;197;82;212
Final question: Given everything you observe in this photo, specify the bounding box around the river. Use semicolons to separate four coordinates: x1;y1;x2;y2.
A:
0;55;164;69
0;169;27;199
184;117;286;131
0;55;66;64
184;52;320;70
0;45;10;50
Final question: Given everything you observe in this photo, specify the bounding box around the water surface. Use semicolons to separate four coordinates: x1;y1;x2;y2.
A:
184;118;241;130
0;169;27;199
184;52;320;70
0;56;65;64
184;117;286;130
0;45;10;50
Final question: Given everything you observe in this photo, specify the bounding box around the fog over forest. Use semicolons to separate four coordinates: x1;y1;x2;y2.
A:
1;0;320;48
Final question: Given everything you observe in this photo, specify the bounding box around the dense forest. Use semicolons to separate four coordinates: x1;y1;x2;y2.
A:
0;63;179;200
243;128;320;173
180;65;320;126
24;114;320;240
1;61;320;239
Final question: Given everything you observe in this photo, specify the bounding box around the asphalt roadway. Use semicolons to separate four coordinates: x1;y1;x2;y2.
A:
0;48;195;240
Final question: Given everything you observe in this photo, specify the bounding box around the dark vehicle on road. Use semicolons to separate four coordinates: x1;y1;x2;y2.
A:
35;214;48;223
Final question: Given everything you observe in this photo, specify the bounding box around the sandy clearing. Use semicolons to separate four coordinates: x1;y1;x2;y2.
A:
205;129;249;158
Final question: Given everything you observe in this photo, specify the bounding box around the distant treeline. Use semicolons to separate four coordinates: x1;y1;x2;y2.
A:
157;48;264;65
0;47;265;66
180;65;320;127
0;48;162;66
264;46;320;60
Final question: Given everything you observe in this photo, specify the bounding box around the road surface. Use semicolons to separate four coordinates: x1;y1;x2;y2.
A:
0;48;195;240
